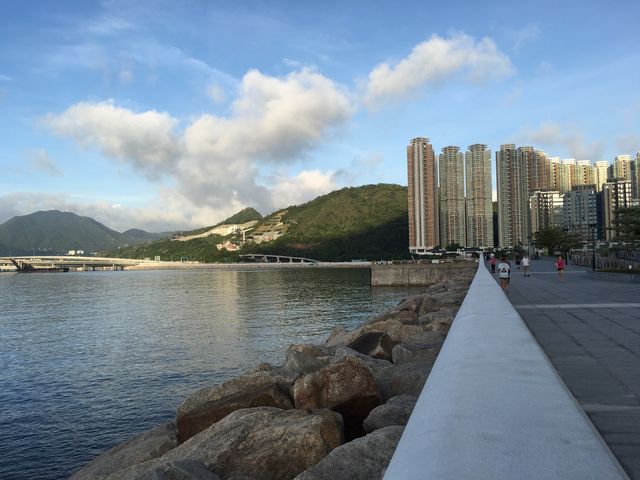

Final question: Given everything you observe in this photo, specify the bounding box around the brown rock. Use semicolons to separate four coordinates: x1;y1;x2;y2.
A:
176;369;295;442
363;395;418;432
110;407;344;480
293;357;382;439
69;422;178;480
293;426;405;480
376;360;435;401
346;331;397;361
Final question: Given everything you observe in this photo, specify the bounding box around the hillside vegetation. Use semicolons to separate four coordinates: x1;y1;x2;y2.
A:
108;184;409;262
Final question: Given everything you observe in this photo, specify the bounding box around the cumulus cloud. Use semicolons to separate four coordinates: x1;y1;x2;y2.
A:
269;170;337;208
41;68;351;228
363;33;514;106
41;101;181;178
521;122;605;159
185;68;351;162
28;149;63;176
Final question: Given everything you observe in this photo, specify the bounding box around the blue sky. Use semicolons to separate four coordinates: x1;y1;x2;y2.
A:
1;0;639;231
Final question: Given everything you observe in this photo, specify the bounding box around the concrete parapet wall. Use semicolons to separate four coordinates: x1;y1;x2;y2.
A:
384;262;628;479
371;262;476;286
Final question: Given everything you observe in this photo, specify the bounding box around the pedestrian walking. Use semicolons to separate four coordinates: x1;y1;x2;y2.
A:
515;254;521;270
521;255;530;277
490;254;496;273
555;256;565;281
497;256;511;291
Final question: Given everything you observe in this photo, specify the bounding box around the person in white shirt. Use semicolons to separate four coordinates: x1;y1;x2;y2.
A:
522;255;530;277
497;257;511;290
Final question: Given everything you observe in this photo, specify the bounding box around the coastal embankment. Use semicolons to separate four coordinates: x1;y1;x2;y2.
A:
69;263;476;480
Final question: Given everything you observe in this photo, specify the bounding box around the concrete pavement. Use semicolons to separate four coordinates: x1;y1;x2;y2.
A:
500;256;640;479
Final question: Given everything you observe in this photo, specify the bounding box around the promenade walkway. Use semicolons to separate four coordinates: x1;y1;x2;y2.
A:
501;256;640;479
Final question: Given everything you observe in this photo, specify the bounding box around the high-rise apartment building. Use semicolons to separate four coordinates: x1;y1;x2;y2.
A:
575;160;593;186
631;153;640;201
563;184;597;241
439;146;466;247
560;159;576;194
465;144;493;248
600;179;632;241
497;144;530;247
549;157;561;192
407;137;439;253
593;161;609;192
527;149;551;192
612;154;632;181
530;191;563;234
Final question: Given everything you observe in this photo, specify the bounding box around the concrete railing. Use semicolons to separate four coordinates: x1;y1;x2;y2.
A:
384;261;628;479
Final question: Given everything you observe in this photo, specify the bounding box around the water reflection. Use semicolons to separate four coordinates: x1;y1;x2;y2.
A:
0;268;421;480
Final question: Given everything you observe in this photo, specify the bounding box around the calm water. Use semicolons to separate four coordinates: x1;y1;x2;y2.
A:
0;267;418;480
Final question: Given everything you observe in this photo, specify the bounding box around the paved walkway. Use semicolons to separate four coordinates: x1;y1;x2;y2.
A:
495;256;640;479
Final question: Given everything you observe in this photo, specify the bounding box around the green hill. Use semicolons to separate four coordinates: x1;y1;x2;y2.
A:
251;184;408;260
0;210;167;255
107;184;409;262
173;207;263;237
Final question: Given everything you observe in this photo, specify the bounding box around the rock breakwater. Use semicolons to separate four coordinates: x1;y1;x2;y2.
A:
70;268;475;480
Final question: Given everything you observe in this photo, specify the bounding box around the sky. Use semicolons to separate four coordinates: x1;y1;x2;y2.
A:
1;0;639;232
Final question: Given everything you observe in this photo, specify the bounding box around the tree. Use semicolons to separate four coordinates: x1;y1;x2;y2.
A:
533;227;564;254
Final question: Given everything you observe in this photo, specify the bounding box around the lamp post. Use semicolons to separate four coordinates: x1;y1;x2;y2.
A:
589;223;597;271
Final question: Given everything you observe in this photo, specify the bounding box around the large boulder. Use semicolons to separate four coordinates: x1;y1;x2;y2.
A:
125;459;221;480
293;426;404;480
293;357;382;439
176;368;295;442
363;295;425;326
332;348;392;376
418;307;458;332
345;331;396;361
376;360;434;401
385;324;445;345
69;422;178;480
363;395;418;432
108;407;344;480
391;341;442;364
283;347;333;375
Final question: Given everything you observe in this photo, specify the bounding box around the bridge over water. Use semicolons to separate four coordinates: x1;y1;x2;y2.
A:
239;254;318;263
0;256;153;272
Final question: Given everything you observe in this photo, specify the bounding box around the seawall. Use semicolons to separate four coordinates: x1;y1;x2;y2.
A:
371;261;477;286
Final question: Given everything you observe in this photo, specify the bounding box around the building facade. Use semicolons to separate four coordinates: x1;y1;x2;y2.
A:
601;179;632;241
563;184;597;242
497;144;530;248
465;144;493;248
530;191;563;234
593;161;609;192
407;137;439;253
439;145;466;247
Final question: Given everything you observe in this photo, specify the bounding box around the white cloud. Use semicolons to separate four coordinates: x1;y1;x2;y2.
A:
185;68;351;162
42;101;181;178
28;149;63;177
206;83;226;103
269;170;337;208
41;68;352;228
520;122;605;160
363;33;514;106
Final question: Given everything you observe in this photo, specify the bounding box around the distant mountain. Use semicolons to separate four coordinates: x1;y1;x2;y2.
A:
108;184;410;262
122;229;167;244
0;210;167;255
